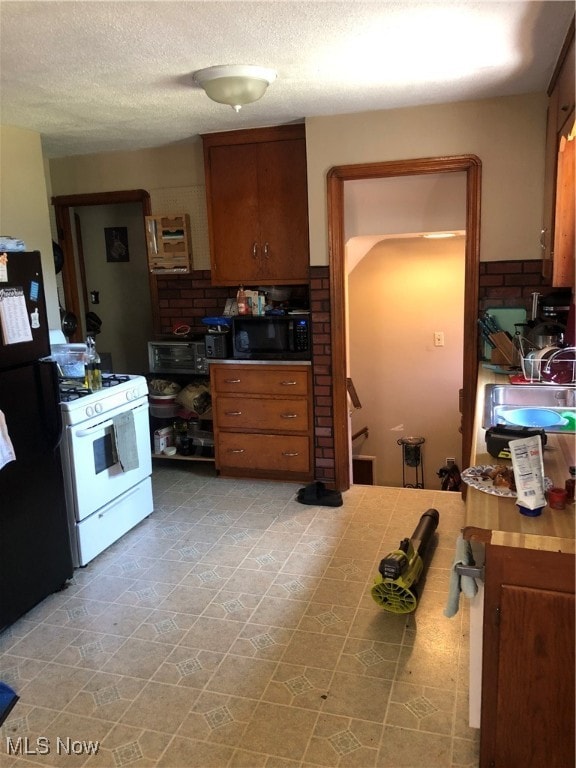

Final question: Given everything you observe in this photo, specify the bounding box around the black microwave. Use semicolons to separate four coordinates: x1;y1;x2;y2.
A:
231;315;311;360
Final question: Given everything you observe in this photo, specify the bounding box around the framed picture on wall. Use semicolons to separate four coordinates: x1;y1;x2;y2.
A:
104;227;129;262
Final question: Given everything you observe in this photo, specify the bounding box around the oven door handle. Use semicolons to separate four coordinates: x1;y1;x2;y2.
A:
75;419;115;437
74;401;146;437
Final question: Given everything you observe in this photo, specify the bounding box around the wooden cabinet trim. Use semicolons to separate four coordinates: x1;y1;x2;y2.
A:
201;124;305;148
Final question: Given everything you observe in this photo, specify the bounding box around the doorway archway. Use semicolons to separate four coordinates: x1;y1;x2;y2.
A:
52;189;154;345
327;155;482;491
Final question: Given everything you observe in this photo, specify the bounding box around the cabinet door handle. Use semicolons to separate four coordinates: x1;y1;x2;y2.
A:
540;228;547;251
280;380;297;386
263;242;270;259
281;413;298;419
252;242;258;259
224;378;241;384
224;410;242;416
228;448;245;454
282;451;300;457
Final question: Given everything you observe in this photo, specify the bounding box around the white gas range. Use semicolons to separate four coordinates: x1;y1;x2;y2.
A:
59;373;153;567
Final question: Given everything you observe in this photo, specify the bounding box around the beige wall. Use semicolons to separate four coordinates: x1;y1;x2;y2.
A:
49;139;205;196
306;93;547;264
0;125;59;329
349;236;465;488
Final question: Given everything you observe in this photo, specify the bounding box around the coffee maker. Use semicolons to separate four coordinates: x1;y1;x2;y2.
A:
526;290;571;348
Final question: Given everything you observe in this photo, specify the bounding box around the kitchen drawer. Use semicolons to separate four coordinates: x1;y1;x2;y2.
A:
212;365;309;396
217;433;310;474
215;396;309;431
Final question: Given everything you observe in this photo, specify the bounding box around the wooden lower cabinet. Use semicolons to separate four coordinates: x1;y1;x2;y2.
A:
480;544;575;768
210;363;313;481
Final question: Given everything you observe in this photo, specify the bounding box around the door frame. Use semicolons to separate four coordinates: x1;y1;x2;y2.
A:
327;155;482;491
52;189;153;343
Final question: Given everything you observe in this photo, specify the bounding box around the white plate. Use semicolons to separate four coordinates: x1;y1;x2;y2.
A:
461;465;552;498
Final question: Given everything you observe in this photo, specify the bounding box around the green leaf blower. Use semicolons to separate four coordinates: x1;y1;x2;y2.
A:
371;508;439;614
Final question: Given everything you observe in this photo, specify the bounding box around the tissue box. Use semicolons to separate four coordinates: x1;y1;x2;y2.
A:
153;426;174;454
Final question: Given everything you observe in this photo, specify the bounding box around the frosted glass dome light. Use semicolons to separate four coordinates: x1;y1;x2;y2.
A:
194;65;277;112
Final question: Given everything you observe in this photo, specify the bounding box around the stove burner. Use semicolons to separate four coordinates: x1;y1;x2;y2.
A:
58;373;132;401
102;374;130;387
59;385;92;402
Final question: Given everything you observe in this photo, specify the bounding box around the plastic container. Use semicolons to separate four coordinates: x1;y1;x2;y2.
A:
190;430;215;458
149;402;179;419
51;343;87;379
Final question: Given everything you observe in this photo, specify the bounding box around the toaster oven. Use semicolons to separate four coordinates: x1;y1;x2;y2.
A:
148;340;208;375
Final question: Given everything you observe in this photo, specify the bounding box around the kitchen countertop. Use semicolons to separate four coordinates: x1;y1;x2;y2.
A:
463;366;575;553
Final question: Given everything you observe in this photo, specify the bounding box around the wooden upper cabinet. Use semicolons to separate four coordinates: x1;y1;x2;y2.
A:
202;125;310;286
542;19;575;286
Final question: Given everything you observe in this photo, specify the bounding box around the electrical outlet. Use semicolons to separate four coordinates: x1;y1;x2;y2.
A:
446;457;456;467
434;331;445;347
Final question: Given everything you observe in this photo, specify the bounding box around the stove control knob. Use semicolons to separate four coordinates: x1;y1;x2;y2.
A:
86;406;94;418
95;402;103;414
127;388;137;401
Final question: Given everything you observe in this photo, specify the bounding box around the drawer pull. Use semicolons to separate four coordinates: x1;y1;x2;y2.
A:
224;378;241;384
263;242;270;259
252;242;258;258
228;448;245;454
281;413;298;419
224;410;242;416
280;380;297;386
282;451;300;457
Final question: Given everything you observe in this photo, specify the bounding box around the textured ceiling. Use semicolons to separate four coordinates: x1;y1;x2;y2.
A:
0;1;573;158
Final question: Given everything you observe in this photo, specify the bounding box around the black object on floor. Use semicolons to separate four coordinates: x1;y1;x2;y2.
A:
297;481;343;507
0;682;19;726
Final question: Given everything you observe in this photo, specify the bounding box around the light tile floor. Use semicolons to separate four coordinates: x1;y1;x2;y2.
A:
0;464;479;767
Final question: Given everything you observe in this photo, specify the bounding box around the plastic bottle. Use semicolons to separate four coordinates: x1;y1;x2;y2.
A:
84;336;102;391
237;285;248;315
565;466;575;503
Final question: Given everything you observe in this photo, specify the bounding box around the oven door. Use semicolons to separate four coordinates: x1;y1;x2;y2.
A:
64;398;152;522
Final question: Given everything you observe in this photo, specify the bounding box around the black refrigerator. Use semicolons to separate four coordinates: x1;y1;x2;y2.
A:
0;250;73;632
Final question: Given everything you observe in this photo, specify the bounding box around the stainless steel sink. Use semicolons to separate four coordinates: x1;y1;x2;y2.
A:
483;384;576;433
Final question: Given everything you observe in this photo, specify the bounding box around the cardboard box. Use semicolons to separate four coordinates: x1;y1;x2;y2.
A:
153;426;174;454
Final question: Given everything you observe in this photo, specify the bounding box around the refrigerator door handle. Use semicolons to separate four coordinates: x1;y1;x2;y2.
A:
38;360;63;449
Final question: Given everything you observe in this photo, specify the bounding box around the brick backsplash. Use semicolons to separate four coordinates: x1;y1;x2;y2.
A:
156;260;561;486
156;270;236;336
309;267;334;484
479;258;561;313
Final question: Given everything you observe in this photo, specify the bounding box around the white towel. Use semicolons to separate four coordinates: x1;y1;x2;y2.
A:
0;409;16;471
444;534;478;618
112;411;139;472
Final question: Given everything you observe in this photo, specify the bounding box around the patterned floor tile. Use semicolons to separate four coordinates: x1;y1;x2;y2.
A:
0;464;473;768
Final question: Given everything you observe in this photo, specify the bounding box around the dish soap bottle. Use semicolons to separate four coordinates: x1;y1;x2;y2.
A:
84;336;102;391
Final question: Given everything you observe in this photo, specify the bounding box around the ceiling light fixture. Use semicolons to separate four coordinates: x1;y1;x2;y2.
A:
421;232;457;239
193;65;277;112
